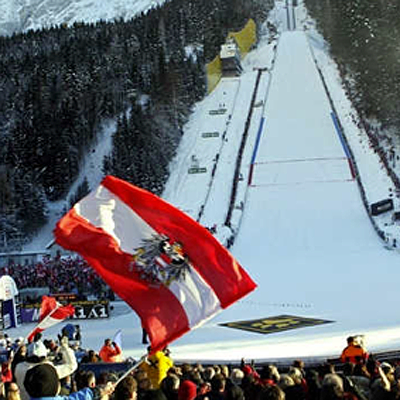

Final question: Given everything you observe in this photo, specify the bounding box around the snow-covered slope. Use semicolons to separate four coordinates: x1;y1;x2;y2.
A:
11;0;400;364
0;0;165;37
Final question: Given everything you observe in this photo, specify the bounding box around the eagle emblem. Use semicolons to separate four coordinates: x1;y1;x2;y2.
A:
131;234;192;286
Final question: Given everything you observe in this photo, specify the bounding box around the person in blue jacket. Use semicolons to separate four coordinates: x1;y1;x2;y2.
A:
23;363;113;400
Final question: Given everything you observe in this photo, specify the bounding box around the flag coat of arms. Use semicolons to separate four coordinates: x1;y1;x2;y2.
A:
54;176;256;351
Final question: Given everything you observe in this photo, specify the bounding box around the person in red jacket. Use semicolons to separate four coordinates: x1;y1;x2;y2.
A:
340;336;368;364
99;339;122;363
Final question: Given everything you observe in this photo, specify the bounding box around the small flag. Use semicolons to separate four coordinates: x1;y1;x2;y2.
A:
27;296;75;342
112;329;123;349
54;176;256;351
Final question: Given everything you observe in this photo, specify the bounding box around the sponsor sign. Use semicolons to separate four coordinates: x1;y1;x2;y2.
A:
71;300;109;319
188;167;207;174
371;199;394;216
220;314;334;335
21;300;110;323
202;132;220;138
209;109;227;115
52;293;78;302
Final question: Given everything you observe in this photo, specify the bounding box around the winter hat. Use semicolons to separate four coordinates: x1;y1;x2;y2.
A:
178;380;197;400
230;368;244;386
242;365;254;376
15;337;24;345
27;342;48;358
24;364;60;398
380;362;394;374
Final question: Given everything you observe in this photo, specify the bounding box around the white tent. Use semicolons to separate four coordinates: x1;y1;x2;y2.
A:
0;275;20;329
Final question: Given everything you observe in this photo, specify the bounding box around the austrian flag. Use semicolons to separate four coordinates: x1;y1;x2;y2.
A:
27;296;75;342
54;176;257;351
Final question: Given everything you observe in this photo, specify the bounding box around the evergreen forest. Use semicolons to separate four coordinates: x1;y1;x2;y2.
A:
304;0;400;129
0;0;272;250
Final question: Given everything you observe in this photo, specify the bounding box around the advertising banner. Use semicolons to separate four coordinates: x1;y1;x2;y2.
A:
21;300;110;323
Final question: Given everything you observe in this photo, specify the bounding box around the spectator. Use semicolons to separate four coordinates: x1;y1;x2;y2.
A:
177;380;197;400
284;368;306;400
370;364;393;400
27;334;47;361
140;347;173;389
259;365;280;386
114;376;138;400
1;256;111;301
23;363;109;400
160;374;179;400
225;384;244;400
305;370;321;400
99;339;122;363
255;385;285;400
197;374;226;400
0;379;5;400
136;375;153;399
321;373;367;400
229;369;244;388
6;383;20;400
202;368;215;383
15;337;77;400
75;370;96;392
11;346;27;381
80;350;101;364
59;376;73;396
2;361;12;383
343;363;371;399
340;337;368;365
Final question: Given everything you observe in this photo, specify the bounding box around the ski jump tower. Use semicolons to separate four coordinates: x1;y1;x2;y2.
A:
220;37;242;77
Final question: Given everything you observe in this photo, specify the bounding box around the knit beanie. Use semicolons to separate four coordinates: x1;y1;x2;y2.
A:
24;363;60;398
178;380;197;400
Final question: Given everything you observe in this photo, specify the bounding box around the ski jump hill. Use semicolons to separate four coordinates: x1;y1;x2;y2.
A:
161;5;400;363
10;1;400;364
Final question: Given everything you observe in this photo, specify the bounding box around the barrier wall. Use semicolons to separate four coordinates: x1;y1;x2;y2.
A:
228;19;257;58
206;55;222;94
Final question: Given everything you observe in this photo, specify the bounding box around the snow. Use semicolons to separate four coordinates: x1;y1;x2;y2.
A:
23;119;116;251
0;0;166;36
12;0;400;364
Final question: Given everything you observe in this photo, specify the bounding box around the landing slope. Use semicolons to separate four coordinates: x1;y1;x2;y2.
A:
230;31;400;360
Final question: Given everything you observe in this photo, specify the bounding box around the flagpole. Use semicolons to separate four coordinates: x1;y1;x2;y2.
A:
114;355;147;386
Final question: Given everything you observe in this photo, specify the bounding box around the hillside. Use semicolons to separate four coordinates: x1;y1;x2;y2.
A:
0;0;166;36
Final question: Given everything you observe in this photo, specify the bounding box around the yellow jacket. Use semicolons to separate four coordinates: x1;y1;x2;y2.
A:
140;351;173;388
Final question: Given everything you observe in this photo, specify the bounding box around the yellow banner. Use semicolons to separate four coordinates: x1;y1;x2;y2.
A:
206;55;222;94
228;18;256;58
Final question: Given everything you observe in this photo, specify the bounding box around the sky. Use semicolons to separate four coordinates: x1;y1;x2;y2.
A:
12;0;400;364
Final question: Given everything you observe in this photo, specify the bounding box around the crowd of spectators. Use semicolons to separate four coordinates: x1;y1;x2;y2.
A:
0;256;112;302
0;330;398;400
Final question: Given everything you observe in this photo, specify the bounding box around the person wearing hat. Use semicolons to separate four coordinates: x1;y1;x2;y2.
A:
15;337;77;400
23;363;102;400
177;380;197;400
340;336;368;364
26;334;47;361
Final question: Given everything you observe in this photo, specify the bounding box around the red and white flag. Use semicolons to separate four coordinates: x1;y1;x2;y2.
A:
27;296;75;342
54;176;257;351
